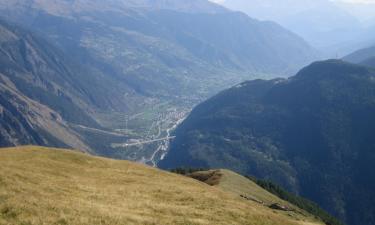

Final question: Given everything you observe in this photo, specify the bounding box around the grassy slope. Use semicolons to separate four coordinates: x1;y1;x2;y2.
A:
216;169;293;204
190;169;323;223
0;146;322;225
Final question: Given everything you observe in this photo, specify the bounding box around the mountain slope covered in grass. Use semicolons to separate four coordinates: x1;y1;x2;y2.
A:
185;169;340;225
0;146;324;225
160;60;375;225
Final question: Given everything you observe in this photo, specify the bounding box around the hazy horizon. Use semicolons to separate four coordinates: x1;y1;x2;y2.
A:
209;0;375;56
210;0;375;22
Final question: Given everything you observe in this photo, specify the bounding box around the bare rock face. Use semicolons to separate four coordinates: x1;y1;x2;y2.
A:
188;170;223;186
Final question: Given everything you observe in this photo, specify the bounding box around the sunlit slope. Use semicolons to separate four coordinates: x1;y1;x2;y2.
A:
199;169;291;204
0;146;323;225
189;169;323;223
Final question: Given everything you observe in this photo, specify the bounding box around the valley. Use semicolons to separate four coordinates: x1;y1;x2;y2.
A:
71;98;192;165
108;104;189;166
0;0;375;224
0;0;318;161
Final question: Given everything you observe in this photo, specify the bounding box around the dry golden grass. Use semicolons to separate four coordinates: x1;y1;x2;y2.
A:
215;169;294;205
0;146;322;225
193;169;323;223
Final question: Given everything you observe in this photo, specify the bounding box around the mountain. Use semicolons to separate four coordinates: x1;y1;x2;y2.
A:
0;20;102;151
0;0;317;79
0;146;326;225
343;45;375;68
160;60;375;225
343;45;375;64
216;0;364;56
0;0;317;162
361;57;375;68
0;0;228;15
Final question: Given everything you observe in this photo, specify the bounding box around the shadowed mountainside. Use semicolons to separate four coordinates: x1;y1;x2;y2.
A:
160;60;375;225
0;20;101;151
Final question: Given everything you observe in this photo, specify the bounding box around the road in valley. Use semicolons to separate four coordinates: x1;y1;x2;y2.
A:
148;115;187;166
111;136;176;148
111;108;189;167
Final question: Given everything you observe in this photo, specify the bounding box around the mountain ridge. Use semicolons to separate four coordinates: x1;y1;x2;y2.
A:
160;59;375;225
343;45;375;64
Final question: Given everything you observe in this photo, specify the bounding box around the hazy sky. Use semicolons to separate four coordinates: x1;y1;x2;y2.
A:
211;0;375;4
336;0;375;3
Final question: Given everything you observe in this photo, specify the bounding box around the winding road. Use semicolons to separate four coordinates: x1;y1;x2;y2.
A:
111;109;189;167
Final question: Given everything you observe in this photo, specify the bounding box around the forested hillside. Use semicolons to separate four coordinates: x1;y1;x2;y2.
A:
160;60;375;225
